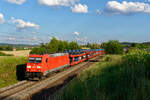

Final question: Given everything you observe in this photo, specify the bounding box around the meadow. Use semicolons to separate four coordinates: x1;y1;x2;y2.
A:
0;56;27;88
57;50;150;100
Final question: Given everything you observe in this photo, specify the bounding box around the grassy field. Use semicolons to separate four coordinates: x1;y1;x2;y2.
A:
57;51;150;100
1;50;30;57
0;56;27;88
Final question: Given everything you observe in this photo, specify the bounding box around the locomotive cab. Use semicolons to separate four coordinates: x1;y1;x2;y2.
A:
27;57;42;71
26;55;48;79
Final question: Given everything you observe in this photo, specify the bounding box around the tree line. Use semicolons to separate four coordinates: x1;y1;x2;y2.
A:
30;38;82;54
0;46;13;51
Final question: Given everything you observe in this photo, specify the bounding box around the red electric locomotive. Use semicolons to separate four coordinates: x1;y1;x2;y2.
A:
26;53;70;79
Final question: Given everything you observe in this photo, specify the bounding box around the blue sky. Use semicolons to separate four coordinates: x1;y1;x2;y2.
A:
0;0;150;44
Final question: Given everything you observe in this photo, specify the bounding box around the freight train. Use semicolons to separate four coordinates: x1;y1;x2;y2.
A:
25;49;105;79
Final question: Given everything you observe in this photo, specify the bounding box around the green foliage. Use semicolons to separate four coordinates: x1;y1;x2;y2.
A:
57;52;150;100
30;47;47;54
30;37;81;54
47;38;59;52
86;43;100;49
101;40;123;54
16;46;26;51
131;43;149;49
123;49;150;66
0;46;13;51
0;56;27;88
58;41;69;51
69;41;81;50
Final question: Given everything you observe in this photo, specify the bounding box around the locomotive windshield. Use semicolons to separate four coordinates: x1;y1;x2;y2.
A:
35;58;42;63
28;57;42;63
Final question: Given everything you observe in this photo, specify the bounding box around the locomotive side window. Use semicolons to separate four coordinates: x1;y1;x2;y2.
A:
29;57;35;63
46;58;48;63
81;56;84;59
35;58;42;63
74;57;79;62
70;57;73;63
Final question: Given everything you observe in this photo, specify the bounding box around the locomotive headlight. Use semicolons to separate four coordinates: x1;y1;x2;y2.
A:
27;66;31;68
37;66;41;69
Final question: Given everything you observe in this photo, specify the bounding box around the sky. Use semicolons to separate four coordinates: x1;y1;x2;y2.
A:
0;0;150;44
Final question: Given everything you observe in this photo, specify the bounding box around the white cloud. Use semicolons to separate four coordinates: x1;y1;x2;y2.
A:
96;9;101;15
8;37;16;41
38;0;78;6
105;1;150;15
75;36;87;44
0;13;5;24
73;31;80;36
10;17;40;30
71;4;88;13
33;36;39;41
5;0;26;5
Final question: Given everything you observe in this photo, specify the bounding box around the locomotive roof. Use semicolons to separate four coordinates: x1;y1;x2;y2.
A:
29;53;68;57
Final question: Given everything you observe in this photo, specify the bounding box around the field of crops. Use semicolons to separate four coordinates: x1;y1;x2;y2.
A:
1;50;30;57
57;50;150;100
0;56;27;88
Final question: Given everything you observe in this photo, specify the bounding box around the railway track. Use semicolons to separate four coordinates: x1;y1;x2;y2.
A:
0;81;36;100
0;55;103;100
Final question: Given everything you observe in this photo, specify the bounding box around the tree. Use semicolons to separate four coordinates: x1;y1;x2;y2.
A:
90;43;100;49
86;43;100;49
101;40;123;54
47;37;59;53
69;41;81;50
58;41;69;52
30;47;47;54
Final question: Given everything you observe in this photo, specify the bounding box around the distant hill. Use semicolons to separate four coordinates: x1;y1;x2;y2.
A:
120;42;150;45
0;43;39;47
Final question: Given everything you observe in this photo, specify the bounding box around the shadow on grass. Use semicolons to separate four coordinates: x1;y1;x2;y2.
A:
89;59;99;62
30;74;77;100
16;64;26;81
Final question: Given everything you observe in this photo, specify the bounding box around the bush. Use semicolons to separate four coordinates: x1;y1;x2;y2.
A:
123;49;150;66
101;40;123;54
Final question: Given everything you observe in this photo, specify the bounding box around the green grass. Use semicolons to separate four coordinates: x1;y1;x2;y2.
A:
57;53;150;100
0;56;27;88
